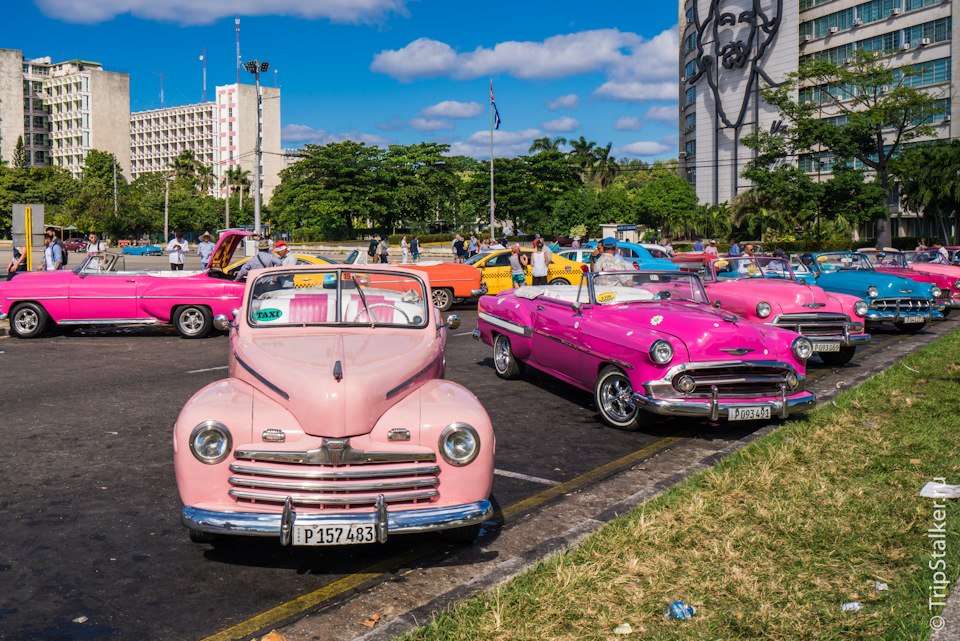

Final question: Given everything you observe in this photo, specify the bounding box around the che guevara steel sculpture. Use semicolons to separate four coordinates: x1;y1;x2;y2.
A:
688;0;783;129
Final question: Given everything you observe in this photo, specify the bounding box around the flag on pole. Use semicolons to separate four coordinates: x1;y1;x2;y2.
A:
490;79;501;130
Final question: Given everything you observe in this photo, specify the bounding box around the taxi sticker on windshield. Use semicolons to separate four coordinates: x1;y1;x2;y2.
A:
747;264;758;276
817;255;829;262
715;260;729;268
840;256;853;263
254;308;282;321
650;315;664;326
596;292;616;303
649;274;660;281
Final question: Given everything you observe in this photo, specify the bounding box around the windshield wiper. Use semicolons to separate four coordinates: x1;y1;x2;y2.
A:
352;274;375;327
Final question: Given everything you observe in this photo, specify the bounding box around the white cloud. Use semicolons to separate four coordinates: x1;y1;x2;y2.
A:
645;105;679;122
37;0;410;25
613;116;643;131
371;28;678;83
541;117;579;133
594;81;678;103
421;100;483;119
547;94;579;111
613;141;673;157
281;124;391;146
409;118;455;132
376;116;406;131
447;129;541;160
660;134;679;146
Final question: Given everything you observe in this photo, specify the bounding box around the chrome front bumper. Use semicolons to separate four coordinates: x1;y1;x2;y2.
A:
470;282;489;297
182;498;493;545
632;385;816;421
0;313;7;321
808;332;871;348
865;310;942;323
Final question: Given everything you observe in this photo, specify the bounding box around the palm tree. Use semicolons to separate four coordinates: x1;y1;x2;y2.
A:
196;164;215;193
171;149;199;181
566;136;596;180
528;136;567;154
590;142;620;190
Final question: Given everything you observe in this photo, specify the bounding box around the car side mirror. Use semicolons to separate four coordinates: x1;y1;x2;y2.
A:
213;314;237;331
444;315;461;330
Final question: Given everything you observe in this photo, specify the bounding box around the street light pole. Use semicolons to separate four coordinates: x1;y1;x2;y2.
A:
244;59;269;238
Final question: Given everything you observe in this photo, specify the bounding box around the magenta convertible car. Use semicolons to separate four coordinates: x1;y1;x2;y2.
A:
0;231;250;339
474;270;816;430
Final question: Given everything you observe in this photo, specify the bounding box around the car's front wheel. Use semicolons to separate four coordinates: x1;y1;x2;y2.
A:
493;333;525;379
432;287;454;311
595;365;648;431
818;346;856;366
174;305;213;339
548;278;568;285
9;302;48;339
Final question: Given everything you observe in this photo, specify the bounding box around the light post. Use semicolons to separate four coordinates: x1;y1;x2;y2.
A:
163;171;176;243
244;59;268;238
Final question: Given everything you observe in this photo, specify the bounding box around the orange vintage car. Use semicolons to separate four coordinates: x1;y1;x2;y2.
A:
389;261;486;311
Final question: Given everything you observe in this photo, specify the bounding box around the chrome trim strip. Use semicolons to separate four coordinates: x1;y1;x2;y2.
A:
56;318;161;325
478;311;532;337
229;463;440;479
8;296;70;300
385;351;443;399
631;390;816;420
235;445;436;465
228;487;439;505
229;476;438;492
530;329;634;370
182;500;493;538
234;352;290;400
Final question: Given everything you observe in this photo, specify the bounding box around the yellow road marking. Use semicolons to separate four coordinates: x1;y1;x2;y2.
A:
198;434;685;640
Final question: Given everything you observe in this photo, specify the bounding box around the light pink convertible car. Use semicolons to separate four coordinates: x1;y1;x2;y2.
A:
702;256;870;365
0;231;250;339
475;270;816;430
174;265;494;546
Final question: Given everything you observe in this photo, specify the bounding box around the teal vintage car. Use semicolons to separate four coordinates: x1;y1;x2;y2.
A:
797;251;944;333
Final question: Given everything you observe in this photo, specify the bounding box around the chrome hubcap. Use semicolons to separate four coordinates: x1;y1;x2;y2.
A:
600;376;636;421
180;309;203;334
494;336;510;371
432;290;450;308
15;309;38;333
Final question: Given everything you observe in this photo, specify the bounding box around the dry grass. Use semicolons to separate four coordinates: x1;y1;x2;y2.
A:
404;330;960;641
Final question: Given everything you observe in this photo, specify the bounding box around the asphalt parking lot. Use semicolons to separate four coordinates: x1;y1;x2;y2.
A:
0;250;956;641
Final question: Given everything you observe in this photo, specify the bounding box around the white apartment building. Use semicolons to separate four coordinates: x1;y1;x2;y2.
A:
130;83;282;203
0;49;130;175
678;0;958;238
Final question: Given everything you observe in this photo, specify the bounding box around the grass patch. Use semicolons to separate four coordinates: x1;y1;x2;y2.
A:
403;330;960;640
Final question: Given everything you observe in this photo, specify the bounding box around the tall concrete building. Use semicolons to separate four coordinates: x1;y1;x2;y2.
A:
130;83;282;203
0;49;130;175
678;0;957;238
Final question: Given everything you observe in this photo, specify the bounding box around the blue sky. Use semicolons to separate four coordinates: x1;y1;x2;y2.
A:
5;0;681;161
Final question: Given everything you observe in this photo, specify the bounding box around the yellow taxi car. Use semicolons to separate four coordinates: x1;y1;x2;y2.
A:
465;248;588;294
225;251;358;287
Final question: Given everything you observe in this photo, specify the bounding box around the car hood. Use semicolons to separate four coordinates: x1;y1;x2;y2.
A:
708;280;845;315
589;302;788;361
234;330;441;438
207;230;253;271
817;269;933;298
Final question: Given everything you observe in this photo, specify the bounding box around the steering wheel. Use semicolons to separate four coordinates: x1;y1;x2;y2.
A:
351;303;411;324
657;291;671;300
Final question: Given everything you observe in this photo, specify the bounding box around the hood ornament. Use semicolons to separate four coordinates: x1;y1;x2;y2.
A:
721;348;754;356
803;302;825;308
333;360;343;382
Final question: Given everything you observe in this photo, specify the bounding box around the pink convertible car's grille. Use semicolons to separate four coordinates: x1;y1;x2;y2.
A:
228;448;440;509
773;313;850;337
671;364;796;397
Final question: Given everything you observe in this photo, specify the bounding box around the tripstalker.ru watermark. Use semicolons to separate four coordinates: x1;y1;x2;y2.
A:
927;477;951;633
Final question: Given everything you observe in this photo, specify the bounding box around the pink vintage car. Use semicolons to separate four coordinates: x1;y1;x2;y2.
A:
702;256;870;365
474;270;816;430
174;264;494;546
0;231;251;339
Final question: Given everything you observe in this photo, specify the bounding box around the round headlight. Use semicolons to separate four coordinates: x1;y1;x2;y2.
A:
189;421;232;464
649;339;674;365
785;371;799;390
854;300;868;317
439;423;480;466
756;301;772;318
930;286;942;299
675;375;697;393
792;336;813;361
866;285;879;299
953;280;960;290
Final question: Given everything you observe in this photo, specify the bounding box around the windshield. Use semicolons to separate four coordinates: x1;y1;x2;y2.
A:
864;251;907;269
247;268;429;328
588;271;709;305
464;252;494;266
903;250;949;265
815;252;873;272
711;257;796;281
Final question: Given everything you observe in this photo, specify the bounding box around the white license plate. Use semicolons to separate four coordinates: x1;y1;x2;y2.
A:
293;523;377;546
729;406;771;421
812;342;840;352
902;315;924;324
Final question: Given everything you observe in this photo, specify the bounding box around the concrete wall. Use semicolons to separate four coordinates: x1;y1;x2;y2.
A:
90;70;131;179
0;49;26;166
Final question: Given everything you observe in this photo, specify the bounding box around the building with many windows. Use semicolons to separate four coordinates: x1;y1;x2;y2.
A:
678;0;958;238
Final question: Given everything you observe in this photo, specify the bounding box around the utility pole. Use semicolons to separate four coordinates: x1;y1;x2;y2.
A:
152;72;165;108
244;59;269;237
235;17;241;85
200;47;207;103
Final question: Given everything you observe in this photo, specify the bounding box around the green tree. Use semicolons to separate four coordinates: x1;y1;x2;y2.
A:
634;173;699;238
528;136;567;153
893;141;960;243
589;143;620;190
12;135;28;170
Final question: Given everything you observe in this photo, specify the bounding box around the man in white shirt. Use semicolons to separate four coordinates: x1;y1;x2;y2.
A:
275;241;297;266
197;232;216;270
167;232;189;271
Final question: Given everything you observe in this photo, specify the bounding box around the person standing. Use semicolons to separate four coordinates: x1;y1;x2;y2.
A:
45;228;68;267
40;234;63;271
7;244;27;279
236;238;282;281
692;238;705;252
197;232;216;270
508;244;528;288
468;234;478;258
530;239;550;286
572;236;580;249
916;237;928;251
365;235;380;265
704;240;719;257
663;239;675;256
728;238;741;257
589;237;629;286
379;236;390;263
166;232;189;270
400;235;409;264
410;235;420;263
480;238;490;253
86;232;107;269
453;235;466;263
275;241;297;266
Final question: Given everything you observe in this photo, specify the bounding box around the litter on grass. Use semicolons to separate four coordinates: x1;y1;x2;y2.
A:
359;613;381;628
876;582;888;591
862;421;876;426
904;364;919;373
614;623;633;634
919;482;960;499
841;602;863;612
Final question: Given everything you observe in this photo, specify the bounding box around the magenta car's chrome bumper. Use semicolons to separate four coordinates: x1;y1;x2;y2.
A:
632;388;816;421
182;499;492;545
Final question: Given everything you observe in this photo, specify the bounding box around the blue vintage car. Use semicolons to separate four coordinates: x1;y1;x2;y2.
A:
122;244;163;256
797;251;944;332
578;241;680;271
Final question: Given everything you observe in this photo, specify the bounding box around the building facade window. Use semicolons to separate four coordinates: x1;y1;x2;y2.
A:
685;60;697;79
685;140;696;156
685;113;696;130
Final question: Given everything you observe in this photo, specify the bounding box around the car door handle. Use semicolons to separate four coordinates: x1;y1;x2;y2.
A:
126;279;136;282
536;305;545;310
